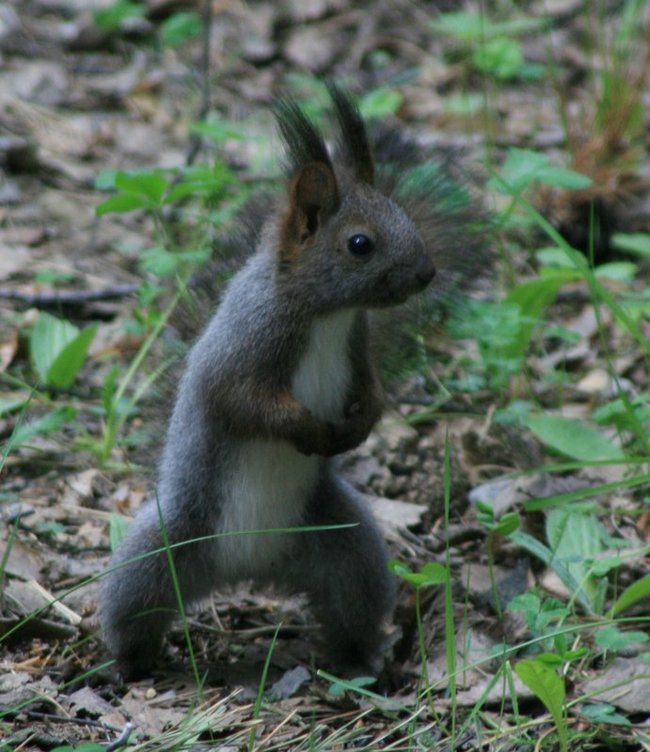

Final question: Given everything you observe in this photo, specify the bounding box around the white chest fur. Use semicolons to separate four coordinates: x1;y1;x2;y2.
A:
291;309;355;422
217;310;355;579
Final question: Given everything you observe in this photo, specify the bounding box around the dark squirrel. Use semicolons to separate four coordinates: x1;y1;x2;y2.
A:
99;85;486;678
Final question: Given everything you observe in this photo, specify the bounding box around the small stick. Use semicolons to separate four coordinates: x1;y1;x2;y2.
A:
106;721;134;752
0;285;138;308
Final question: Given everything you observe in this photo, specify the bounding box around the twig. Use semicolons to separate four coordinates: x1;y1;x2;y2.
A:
0;285;138;309
106;721;134;752
186;0;214;167
19;709;122;731
28;579;82;625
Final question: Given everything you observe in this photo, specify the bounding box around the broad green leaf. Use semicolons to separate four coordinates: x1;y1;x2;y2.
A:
94;169;119;190
140;247;179;278
473;38;523;79
192;118;246;144
160;11;203;48
47;324;98;389
388;559;448;587
8;406;77;449
502;273;574;357
525;415;624;462
0;397;27;417
580;702;632;727
30;313;97;388
491;148;591;194
359;88;403;118
594;626;648;651
328;675;376;698
164;164;233;203
94;0;145;30
96;192;152;215
493;512;520;536
535;165;592;190
515;659;567;751
611;232;650;257
594;261;637;281
430;12;545;41
536;247;574;269
443;93;483;116
509;530;592;612
546;508;607;611
114;171;168;202
30;313;79;383
610;572;650;617
109;513;130;552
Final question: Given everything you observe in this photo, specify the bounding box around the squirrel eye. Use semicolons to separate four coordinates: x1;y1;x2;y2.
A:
347;233;374;256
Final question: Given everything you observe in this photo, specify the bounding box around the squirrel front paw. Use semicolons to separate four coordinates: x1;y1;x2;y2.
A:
292;404;380;457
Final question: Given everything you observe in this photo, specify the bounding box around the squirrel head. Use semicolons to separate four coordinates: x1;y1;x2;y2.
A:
273;84;436;312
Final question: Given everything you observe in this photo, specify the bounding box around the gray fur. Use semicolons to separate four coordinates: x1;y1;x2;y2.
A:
99;90;437;677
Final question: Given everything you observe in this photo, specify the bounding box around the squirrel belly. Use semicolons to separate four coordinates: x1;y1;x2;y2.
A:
216;309;356;578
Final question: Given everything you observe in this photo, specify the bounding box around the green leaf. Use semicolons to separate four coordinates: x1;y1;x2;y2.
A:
493;512;520;536
515;659;567;751
139;247;179;278
536;247;575;269
546;507;607;611
94;169;119;190
359;88;403;118
430;12;545;42
594;261;637;281
581;702;632;727
192;118;246;144
109;513;130;552
525;415;624;462
47;324;98;389
94;0;145;31
160;11;203;48
0;397;27;417
594;626;648;651
29;312;97;388
509;530;593;612
388;559;449;587
8;406;77;450
30;312;78;383
535;165;592;190
96;171;170;215
327;675;376;698
114;171;168;202
473;37;523;79
610;572;650;617
96;192;151;215
502;273;574;357
491;148;591;194
611;232;650;257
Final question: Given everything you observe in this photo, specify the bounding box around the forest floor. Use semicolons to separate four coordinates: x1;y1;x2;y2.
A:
1;1;649;750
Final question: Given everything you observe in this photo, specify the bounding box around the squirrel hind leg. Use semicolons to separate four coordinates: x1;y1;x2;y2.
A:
98;503;215;678
291;474;397;671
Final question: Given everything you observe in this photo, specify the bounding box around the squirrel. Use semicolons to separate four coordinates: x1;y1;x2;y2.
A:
99;84;479;679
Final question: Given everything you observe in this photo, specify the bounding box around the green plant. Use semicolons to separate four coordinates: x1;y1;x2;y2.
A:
94;0;145;31
29;312;98;389
431;11;548;81
515;658;568;752
160;11;203;48
87;291;179;465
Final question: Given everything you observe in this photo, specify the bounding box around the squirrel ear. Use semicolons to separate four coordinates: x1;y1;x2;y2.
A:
280;162;339;260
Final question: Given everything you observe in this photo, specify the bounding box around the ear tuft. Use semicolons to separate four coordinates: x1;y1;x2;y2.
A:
273;98;332;174
327;82;375;185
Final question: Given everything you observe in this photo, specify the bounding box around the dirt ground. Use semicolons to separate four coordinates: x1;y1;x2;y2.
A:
1;1;649;750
